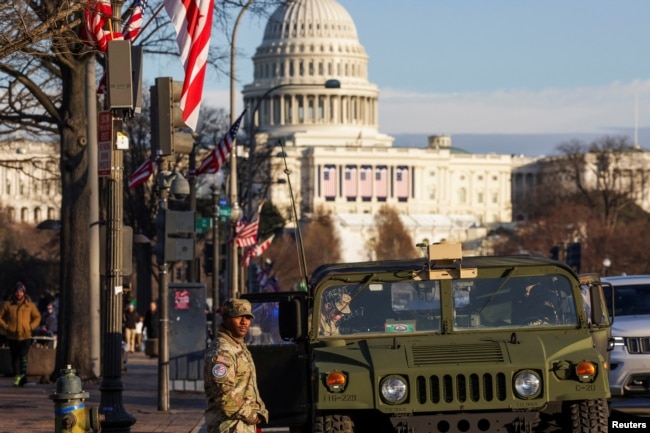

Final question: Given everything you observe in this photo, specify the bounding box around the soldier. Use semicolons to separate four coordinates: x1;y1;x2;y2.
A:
319;292;352;336
204;298;268;433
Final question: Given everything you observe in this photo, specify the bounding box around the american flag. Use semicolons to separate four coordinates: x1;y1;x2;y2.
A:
123;0;148;41
196;109;246;175
235;200;264;248
396;166;409;200
242;235;275;267
164;0;214;131
344;165;357;199
235;219;259;248
360;165;372;199
84;0;121;52
375;166;388;199
128;159;156;189
322;165;337;199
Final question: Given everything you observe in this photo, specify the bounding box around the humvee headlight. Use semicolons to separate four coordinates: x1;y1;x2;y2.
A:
575;361;597;382
513;370;541;399
380;375;408;404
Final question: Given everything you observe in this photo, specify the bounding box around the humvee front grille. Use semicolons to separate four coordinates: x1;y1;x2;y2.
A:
626;337;650;354
411;342;505;365
416;372;508;404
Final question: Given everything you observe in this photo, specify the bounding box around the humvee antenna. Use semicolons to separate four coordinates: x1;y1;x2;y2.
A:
280;139;309;288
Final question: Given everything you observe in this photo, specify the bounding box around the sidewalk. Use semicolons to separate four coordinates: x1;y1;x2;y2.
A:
0;350;206;433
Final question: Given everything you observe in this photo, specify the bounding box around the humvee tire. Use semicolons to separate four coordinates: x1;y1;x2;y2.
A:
565;398;608;433
314;414;354;433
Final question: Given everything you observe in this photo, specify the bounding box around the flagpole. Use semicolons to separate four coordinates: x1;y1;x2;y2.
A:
228;0;253;299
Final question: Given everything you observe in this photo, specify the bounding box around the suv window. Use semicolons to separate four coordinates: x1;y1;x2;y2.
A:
606;284;650;316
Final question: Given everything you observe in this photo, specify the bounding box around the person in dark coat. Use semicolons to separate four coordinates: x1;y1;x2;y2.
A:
143;300;159;340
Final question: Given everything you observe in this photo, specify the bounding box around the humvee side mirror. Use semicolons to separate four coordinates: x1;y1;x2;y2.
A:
279;298;305;341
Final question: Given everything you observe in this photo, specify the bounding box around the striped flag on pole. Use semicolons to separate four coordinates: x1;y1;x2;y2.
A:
196;109;247;175
242;234;275;267
128;159;156;189
164;0;214;131
84;0;122;52
123;0;148;41
235;200;264;248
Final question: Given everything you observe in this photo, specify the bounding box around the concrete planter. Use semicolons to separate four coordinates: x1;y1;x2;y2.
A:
0;346;56;377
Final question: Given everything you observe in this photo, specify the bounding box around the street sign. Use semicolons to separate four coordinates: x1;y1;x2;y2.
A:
219;206;231;221
98;111;112;177
195;217;211;235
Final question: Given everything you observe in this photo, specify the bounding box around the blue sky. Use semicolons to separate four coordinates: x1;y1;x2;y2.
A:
147;1;650;151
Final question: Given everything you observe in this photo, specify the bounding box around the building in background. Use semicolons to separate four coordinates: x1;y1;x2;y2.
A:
241;0;516;260
0;139;61;224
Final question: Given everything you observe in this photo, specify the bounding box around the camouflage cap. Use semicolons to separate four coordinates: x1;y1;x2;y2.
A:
221;298;255;319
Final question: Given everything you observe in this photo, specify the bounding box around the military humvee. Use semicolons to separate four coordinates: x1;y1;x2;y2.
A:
243;242;611;433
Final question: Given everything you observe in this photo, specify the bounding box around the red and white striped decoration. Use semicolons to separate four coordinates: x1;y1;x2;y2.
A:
196;109;246;175
123;0;148;41
84;0;122;52
164;0;214;131
128;159;156;189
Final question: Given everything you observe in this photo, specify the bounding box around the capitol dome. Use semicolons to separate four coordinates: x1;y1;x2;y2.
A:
242;0;392;146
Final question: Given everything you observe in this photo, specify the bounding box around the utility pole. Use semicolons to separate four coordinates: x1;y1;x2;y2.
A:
99;1;135;431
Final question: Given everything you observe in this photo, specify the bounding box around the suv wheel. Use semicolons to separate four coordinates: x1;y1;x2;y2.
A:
564;398;608;433
314;414;354;433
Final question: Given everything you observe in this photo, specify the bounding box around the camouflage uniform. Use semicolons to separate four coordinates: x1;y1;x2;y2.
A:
204;300;268;433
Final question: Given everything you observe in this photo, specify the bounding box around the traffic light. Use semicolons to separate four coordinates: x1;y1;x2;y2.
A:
203;241;226;276
151;76;194;156
566;242;582;273
203;241;214;275
153;208;196;264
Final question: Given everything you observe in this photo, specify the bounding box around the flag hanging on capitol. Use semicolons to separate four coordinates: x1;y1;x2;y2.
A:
163;0;214;131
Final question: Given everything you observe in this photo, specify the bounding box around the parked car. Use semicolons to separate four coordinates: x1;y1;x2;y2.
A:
601;275;650;417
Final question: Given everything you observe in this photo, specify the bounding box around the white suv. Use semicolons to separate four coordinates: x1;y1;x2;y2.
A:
602;275;650;416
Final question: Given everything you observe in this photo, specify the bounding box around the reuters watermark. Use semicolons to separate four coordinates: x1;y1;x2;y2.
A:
609;419;647;432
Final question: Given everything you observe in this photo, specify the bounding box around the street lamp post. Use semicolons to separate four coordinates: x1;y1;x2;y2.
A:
244;80;341;292
227;0;254;300
245;79;341;216
211;186;221;338
99;1;135;430
602;258;611;276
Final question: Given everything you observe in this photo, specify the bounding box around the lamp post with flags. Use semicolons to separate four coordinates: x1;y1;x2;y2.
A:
226;0;254;300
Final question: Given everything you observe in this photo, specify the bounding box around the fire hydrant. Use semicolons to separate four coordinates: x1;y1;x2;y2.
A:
50;365;104;433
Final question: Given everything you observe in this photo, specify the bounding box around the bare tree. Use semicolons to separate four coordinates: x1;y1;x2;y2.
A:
0;0;282;379
264;207;342;290
501;135;650;275
369;206;419;260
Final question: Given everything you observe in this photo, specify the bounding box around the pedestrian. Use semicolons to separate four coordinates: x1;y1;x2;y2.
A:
0;282;41;386
143;300;159;340
123;303;139;353
135;316;144;352
204;298;268;433
39;303;58;337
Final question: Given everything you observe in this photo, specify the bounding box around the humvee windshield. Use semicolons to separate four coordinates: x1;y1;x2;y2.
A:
319;274;578;337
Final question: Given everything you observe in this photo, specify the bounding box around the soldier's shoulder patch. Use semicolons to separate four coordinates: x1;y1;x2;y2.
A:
212;363;228;378
212;355;231;366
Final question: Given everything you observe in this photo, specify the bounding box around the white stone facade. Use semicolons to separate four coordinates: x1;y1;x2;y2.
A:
241;0;514;260
0;139;61;224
